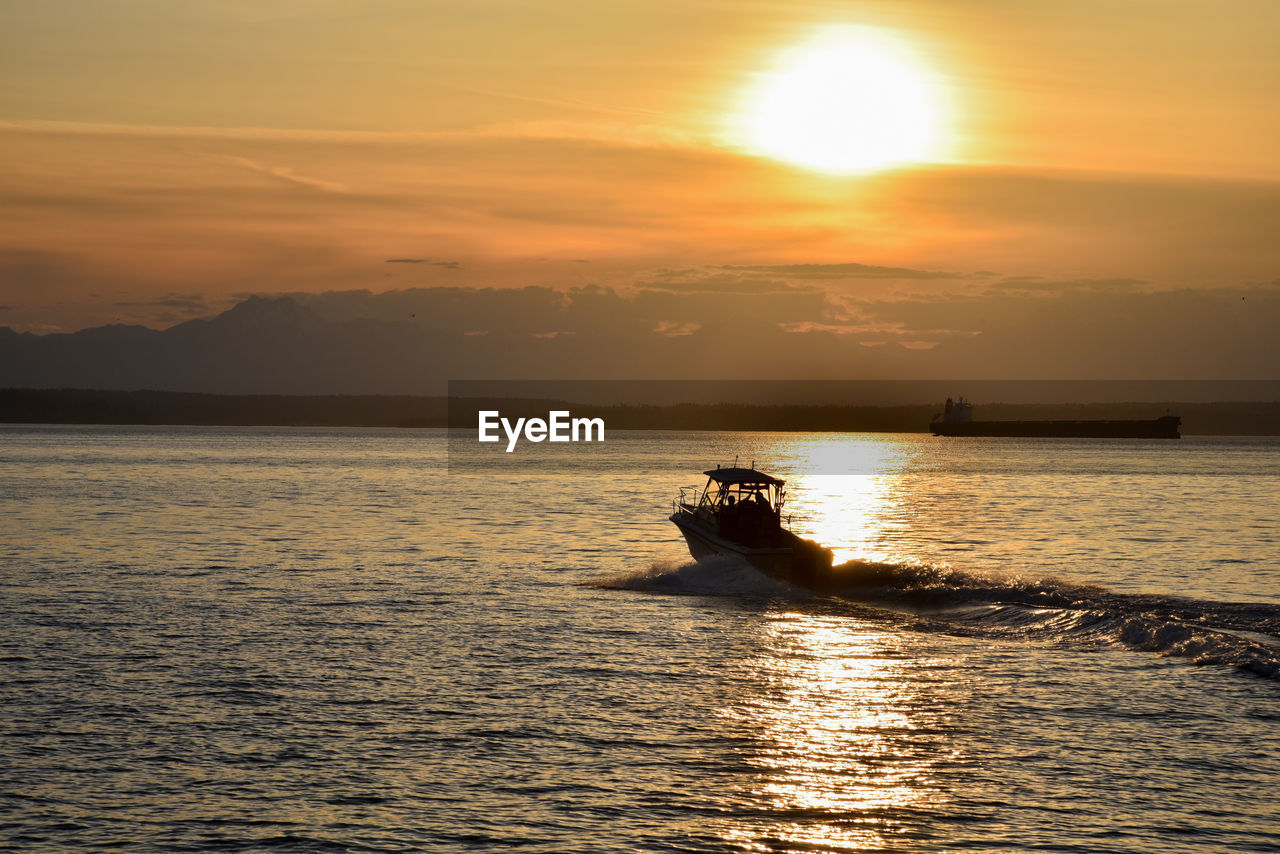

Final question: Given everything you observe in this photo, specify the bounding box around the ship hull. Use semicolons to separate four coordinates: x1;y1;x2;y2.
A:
931;415;1180;439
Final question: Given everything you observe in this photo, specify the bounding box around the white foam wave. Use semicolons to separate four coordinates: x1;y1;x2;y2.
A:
1115;616;1280;680
590;554;1280;680
826;561;1280;680
946;602;1280;680
827;559;1104;609
582;555;801;599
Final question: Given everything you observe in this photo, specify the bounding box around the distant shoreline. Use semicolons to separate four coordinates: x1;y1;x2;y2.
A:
4;388;1280;435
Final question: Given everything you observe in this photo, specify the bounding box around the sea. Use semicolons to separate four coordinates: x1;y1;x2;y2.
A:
2;425;1278;853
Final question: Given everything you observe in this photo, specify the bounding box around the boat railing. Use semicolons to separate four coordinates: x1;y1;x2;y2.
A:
672;484;707;517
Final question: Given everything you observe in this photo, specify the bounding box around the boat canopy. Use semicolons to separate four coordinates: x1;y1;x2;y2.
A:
704;467;784;486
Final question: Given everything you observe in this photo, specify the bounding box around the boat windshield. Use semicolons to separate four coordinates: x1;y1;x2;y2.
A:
702;481;782;512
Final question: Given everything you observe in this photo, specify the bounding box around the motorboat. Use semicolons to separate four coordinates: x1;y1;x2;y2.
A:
670;464;833;588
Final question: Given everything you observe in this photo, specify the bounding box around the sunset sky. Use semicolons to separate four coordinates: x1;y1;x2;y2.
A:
2;0;1278;377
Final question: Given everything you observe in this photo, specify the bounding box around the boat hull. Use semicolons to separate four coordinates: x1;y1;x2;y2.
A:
670;512;832;588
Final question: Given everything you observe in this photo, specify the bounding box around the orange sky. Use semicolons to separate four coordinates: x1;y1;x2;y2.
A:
1;0;1278;366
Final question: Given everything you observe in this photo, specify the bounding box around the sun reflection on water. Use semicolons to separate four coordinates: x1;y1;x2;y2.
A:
720;613;955;852
774;435;923;565
792;473;893;565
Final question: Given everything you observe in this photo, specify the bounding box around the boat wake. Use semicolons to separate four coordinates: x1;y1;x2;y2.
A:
584;555;800;599
588;556;1280;681
835;560;1280;682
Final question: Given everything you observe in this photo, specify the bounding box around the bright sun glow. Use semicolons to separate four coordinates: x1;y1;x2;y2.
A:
737;26;947;174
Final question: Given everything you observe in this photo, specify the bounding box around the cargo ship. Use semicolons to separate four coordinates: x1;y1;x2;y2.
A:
930;397;1181;439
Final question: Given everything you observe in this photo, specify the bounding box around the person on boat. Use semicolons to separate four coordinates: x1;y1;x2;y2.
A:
719;493;746;541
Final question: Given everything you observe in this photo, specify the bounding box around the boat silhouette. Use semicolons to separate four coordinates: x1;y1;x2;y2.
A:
670;464;834;588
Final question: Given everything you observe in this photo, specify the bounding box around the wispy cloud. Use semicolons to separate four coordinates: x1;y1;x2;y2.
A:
653;320;701;337
717;262;962;280
113;293;209;311
986;276;1150;294
225;156;347;193
639;270;805;295
385;259;461;269
0;117;702;151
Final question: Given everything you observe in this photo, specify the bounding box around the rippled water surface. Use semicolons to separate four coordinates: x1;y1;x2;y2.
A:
2;426;1279;852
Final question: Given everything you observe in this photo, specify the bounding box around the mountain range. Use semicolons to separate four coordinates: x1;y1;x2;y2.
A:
0;296;461;395
4;287;1279;396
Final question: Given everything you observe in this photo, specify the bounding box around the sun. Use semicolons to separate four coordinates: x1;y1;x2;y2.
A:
735;26;948;174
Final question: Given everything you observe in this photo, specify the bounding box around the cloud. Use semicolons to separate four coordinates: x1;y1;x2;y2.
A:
111;293;215;316
385;259;459;268
778;321;893;335
638;270;806;295
717;262;961;280
7;282;1280;391
151;294;210;311
653;320;701;337
224;156;347;193
286;280;1280;382
985;276;1150;294
0;117;701;152
7;116;1280;337
841;284;1280;378
0;119;408;142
